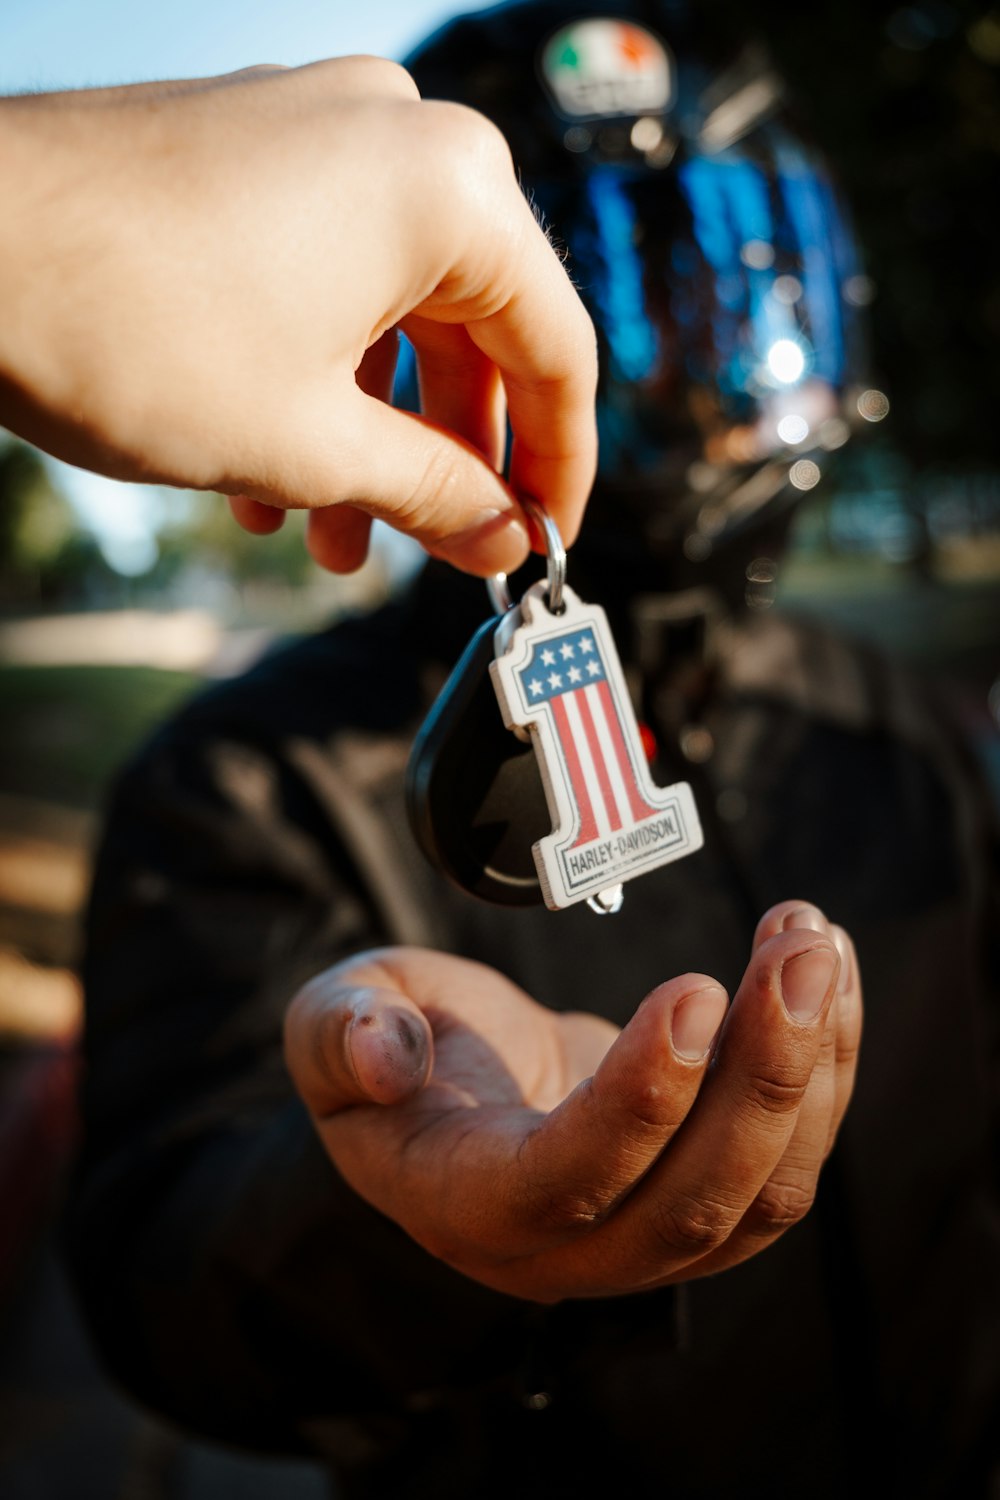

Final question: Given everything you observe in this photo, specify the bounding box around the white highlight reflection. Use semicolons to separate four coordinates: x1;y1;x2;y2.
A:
789;459;821;491
858;388;890;422
777;414;810;445
766;339;806;384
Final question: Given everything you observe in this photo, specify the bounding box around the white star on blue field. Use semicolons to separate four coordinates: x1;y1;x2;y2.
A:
521;630;606;705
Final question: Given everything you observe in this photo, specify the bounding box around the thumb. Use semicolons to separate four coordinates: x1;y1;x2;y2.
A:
348;393;533;576
285;975;433;1114
252;385;533;577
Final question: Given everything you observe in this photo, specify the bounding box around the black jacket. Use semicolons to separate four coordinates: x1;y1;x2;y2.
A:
67;563;1000;1499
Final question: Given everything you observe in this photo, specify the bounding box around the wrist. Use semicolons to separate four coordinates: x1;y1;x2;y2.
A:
0;95;126;455
0;101;61;417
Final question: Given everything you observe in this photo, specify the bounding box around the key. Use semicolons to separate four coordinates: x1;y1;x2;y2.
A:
406;611;551;906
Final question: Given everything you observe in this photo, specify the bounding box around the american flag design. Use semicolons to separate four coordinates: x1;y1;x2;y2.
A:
491;584;704;910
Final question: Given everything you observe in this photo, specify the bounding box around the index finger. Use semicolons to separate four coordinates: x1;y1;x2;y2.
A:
391;102;597;548
468;201;599;547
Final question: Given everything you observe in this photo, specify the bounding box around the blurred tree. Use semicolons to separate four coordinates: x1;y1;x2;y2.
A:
743;0;1000;468
0;442;66;571
149;494;316;591
0;439;335;614
0;440;119;609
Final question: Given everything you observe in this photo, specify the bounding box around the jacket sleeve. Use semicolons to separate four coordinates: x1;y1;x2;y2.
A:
64;696;531;1455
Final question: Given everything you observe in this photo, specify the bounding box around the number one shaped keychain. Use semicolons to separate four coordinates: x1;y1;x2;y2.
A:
407;500;704;914
489;503;703;913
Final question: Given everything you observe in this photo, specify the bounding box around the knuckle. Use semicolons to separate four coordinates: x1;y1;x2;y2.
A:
529;1185;609;1234
744;1177;817;1238
518;1105;616;1235
648;1193;737;1261
742;1068;810;1121
335;55;420;100
816;1016;839;1064
593;1068;676;1137
374;58;420;99
417;103;517;234
836;1024;862;1069
431;100;512;167
403;446;463;543
589;1075;678;1168
623;1084;676;1133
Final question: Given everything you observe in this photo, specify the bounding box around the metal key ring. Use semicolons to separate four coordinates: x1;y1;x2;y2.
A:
487;497;566;617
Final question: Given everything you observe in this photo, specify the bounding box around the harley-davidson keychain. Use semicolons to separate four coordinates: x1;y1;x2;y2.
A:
407;501;704;913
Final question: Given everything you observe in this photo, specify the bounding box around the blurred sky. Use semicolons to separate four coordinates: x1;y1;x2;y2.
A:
0;0;489;570
0;0;473;92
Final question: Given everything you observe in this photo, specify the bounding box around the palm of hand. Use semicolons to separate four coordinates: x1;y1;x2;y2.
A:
287;911;860;1301
310;951;618;1280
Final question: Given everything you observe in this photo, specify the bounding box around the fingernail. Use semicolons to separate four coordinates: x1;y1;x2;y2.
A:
671;986;728;1061
344;1005;377;1084
391;1008;427;1065
434;508;530;576
782;905;827;934
346;1003;429;1102
781;947;838;1023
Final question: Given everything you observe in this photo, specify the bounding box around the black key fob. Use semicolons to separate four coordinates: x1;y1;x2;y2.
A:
406;615;548;906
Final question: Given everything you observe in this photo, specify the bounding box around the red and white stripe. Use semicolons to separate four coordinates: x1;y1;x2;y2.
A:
550;680;658;847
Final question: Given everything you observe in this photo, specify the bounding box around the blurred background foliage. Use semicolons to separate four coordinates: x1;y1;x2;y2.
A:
763;0;1000;467
0;439;335;612
0;445;116;611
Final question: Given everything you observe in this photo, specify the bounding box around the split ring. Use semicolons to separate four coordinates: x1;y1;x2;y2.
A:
486;498;566;617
